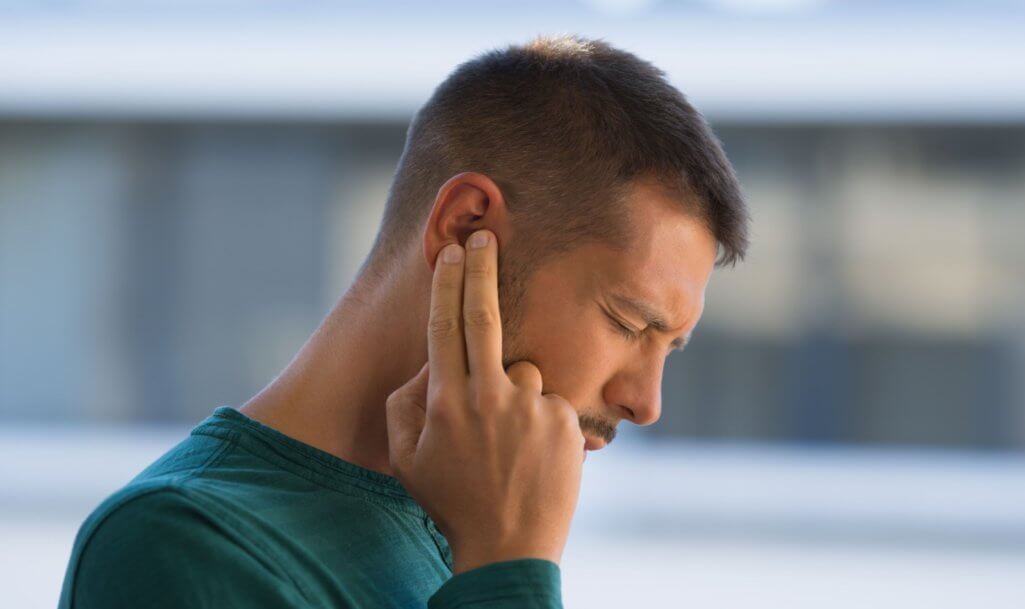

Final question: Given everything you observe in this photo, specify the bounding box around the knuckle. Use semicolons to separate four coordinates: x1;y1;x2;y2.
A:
427;382;454;409
427;383;465;416
553;402;580;432
427;403;453;426
463;307;496;329
428;315;460;340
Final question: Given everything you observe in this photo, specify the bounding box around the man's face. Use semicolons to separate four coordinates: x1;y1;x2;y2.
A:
499;181;718;452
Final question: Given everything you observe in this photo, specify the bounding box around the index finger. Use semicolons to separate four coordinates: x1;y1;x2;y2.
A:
428;243;468;389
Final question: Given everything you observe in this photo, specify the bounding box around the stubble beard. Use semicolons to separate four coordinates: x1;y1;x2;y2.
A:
496;252;616;447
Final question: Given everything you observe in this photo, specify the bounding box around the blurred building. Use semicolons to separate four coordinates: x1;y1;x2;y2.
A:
2;1;1024;451
2;120;1023;451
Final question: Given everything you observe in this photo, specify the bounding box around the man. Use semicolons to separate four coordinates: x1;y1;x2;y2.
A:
59;33;748;608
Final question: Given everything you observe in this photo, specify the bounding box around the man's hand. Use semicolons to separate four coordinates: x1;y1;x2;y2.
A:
385;229;585;575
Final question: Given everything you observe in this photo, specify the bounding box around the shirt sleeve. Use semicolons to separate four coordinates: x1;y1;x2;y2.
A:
427;558;563;609
61;489;309;609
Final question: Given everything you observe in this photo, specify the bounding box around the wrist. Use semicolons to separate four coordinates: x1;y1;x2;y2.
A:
451;543;561;575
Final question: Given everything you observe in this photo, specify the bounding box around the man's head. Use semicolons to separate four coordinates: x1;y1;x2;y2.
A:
366;34;749;448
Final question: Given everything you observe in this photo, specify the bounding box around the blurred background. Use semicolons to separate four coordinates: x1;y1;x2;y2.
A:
2;1;1024;607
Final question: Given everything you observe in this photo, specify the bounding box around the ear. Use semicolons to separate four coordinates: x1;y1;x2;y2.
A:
422;171;511;271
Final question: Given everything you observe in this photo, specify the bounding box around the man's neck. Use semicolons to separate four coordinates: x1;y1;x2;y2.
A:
240;262;430;477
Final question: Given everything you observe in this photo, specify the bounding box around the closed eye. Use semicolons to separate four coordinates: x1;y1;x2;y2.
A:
606;312;642;341
606;309;686;356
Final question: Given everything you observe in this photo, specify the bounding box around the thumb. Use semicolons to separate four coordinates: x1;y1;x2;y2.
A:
385;362;430;479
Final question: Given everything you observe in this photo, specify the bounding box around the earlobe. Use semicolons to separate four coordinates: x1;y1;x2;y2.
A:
422;171;509;270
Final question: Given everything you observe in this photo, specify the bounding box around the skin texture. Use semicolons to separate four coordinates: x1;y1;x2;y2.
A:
240;170;718;484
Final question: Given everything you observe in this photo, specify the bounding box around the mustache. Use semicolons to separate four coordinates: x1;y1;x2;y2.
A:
578;412;616;444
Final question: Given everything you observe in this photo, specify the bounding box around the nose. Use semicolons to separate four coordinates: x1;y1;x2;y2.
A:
605;352;664;427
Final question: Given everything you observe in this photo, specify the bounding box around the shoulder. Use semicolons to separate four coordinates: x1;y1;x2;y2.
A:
73;483;221;551
60;485;304;609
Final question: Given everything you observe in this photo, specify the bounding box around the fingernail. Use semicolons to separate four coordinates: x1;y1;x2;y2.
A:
442;244;463;264
467;231;489;249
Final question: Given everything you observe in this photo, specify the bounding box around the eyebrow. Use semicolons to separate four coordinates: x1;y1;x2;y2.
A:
608;292;692;351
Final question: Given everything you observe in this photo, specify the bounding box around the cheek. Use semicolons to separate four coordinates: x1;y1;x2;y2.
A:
515;304;615;407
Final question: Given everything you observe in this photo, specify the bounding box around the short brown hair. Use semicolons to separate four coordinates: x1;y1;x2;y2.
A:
369;33;749;273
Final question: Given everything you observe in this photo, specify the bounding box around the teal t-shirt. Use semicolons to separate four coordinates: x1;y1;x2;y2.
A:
58;406;562;608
